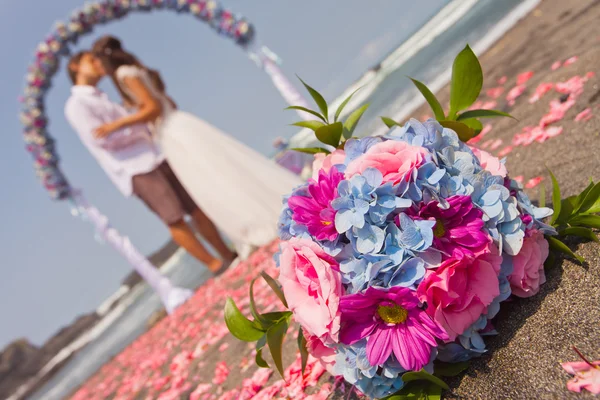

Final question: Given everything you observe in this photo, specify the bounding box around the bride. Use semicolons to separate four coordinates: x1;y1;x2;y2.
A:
91;36;302;257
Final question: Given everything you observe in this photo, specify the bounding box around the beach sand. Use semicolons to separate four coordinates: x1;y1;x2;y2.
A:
66;0;600;398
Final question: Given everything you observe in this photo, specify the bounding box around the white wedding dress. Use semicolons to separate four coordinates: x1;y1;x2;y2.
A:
116;65;302;257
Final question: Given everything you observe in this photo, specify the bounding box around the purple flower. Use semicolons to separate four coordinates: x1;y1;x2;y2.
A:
288;167;344;241
408;195;491;258
339;286;448;371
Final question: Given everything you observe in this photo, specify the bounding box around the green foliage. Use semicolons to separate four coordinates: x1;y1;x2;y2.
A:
382;369;449;400
224;297;265;342
407;44;513;141
381;116;400;128
290;147;331;155
433;361;470;377
545;173;600;265
287;78;370;149
297;327;309;375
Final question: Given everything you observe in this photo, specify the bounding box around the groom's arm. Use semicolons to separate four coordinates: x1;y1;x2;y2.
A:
65;100;136;151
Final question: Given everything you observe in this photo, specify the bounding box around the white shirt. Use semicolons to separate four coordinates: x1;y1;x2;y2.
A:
65;85;165;196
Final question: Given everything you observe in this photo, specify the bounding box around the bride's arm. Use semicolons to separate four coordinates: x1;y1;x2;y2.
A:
94;76;162;138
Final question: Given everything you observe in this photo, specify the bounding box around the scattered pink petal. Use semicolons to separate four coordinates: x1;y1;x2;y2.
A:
563;361;600;394
481;139;494;149
540;98;576;127
486;87;504;99
513;175;524;184
585;71;596;80
574;108;593;122
525;176;543;189
506;84;526;106
218;343;229;352
517;71;534;85
497;146;513;157
212;361;230;385
551;60;562;71
190;384;212;400
563;56;578;66
468;100;484;111
555;75;586;97
481;100;497;109
497;76;508;85
490;139;503;150
528;83;554;103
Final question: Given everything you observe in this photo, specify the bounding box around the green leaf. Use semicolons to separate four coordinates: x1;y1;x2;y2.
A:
449;44;483;116
248;278;266;327
381;116;399;128
556;197;575;226
409;78;445;121
573;181;595;212
335;87;361;122
569;214;600;229
343;104;370;139
260;271;288;308
401;369;450;390
224;297;265;342
384;381;442;400
255;336;269;368
285;106;326;122
433;361;470;377
549;170;561;225
539;183;546;208
291;120;326;132
261;311;293;323
439;120;476;142
297;77;329;122
290;147;330;155
457;109;514;120
559;227;599;242
315;122;343;148
460;118;483;134
297;327;309;376
266;317;290;379
576;182;600;214
544;251;556;269
547;236;585;264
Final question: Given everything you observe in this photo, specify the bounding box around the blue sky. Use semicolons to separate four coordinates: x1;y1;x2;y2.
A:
0;0;447;349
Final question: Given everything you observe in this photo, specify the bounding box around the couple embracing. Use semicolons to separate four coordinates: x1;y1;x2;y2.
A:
66;35;301;273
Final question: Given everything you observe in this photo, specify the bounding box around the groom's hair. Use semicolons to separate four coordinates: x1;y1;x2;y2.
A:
67;51;89;84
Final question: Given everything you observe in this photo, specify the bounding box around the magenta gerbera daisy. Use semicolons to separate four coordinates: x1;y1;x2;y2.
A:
288;166;344;241
339;286;448;371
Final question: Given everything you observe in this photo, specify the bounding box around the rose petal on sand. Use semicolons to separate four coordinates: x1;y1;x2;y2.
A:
528;83;554;103
517;71;534;85
525;176;543;189
551;60;562;71
555;75;586;97
481;100;498;109
486;87;504;99
575;108;593;122
513;175;524;184
563;56;578;66
498;76;508;85
497;146;514;157
490;139;503;150
540;98;576;127
585;71;596;80
506;84;526;106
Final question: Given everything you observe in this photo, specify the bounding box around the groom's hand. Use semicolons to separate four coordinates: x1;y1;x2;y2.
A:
94;121;121;138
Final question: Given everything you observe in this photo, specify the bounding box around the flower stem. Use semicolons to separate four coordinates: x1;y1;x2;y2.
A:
573;346;599;369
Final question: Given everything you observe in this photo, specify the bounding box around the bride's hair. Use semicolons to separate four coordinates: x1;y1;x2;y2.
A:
92;35;157;104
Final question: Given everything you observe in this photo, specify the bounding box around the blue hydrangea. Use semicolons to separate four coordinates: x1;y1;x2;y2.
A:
437;342;485;363
277;190;309;240
333;341;406;399
396;213;436;253
486;255;515;319
458;315;489;353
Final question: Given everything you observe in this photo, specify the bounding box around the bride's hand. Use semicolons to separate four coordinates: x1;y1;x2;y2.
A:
94;121;121;138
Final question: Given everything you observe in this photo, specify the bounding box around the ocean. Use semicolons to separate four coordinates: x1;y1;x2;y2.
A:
28;0;540;398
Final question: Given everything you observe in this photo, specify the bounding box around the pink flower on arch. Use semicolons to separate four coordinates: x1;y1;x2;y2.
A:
507;229;549;298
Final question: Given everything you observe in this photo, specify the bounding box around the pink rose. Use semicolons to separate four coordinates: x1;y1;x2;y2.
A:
279;238;342;345
305;333;336;374
507;229;549;298
312;150;346;180
417;246;502;341
345;140;428;184
469;146;508;177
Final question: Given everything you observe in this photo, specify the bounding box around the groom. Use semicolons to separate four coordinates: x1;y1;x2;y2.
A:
64;51;236;272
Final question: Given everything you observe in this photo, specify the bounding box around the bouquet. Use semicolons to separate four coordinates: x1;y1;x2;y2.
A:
225;46;600;399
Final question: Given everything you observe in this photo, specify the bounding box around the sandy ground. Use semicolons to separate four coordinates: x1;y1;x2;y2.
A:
65;0;600;398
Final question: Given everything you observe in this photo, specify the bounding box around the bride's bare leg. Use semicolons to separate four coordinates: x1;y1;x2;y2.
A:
190;208;237;261
168;219;222;272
